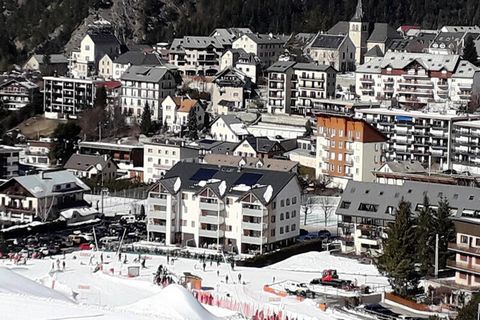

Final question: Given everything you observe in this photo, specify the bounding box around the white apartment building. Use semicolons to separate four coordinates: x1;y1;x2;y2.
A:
169;36;225;76
143;138;199;183
355;52;480;107
267;61;337;114
161;96;205;133
70;31;121;78
18;140;51;169
452;120;480;175
120;65;177;121
111;51;164;80
0;79;38;111
210;115;249;143
232;33;288;67
355;108;480;170
146;162;301;254
43;76;97;119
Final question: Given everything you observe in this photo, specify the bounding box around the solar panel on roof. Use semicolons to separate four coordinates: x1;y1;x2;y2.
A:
190;168;218;181
235;173;262;186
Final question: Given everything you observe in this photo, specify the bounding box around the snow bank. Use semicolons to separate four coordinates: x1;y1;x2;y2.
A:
0;267;72;302
268;251;389;287
122;284;220;320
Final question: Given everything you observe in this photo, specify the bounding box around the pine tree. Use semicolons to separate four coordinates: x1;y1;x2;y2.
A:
49;121;81;164
416;194;435;277
433;198;456;270
463;35;478;65
140;103;152;135
377;200;419;297
456;294;480;320
187;108;198;140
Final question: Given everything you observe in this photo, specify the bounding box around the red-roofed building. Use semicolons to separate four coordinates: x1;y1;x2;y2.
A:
161;96;205;133
316;114;387;187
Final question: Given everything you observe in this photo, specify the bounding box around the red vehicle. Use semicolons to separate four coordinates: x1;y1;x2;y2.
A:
310;269;353;288
79;243;93;250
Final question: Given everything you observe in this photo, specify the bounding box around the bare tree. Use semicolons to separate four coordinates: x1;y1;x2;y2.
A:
317;196;336;227
315;175;332;192
467;94;480;114
303;196;312;226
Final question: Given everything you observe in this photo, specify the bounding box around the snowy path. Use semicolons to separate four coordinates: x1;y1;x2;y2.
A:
0;250;391;320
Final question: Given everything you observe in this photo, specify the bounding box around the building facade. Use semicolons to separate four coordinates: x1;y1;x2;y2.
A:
316;115;386;187
355;52;480;107
120;65;177;121
355;108;480;170
146;162;301;254
143;138;199;183
43;76;97;119
267;62;337;114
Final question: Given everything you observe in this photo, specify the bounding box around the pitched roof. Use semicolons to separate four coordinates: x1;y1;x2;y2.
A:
33;54;68;64
310;34;347;49
241;136;282;153
382;160;426;173
356;52;461;74
204;154;298;172
351;0;364;22
114;51;163;66
159;162;297;204
171;97;200;113
120;65;171;83
1;170;90;198
327;21;349;35
337;180;480;221
243;33;289;44
87;33;120;45
294;62;333;72
267;61;296;73
365;45;384;57
171;36;225;50
64;154;115;172
368;23;402;43
212;115;249;136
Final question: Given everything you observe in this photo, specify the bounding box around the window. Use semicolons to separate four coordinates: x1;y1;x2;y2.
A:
292;210;296;218
286;199;290;206
271;229;276;236
286;225;289;233
291;224;296;231
280;200;284;207
191;221;195;228
271;215;276;223
280;213;284;220
340;201;351;209
460;235;469;244
358;203;378;212
286;211;290;219
280;227;284;234
272;201;276;209
181;220;187;226
292;197;297;204
459;273;467;279
182;193;188;200
476;238;480;247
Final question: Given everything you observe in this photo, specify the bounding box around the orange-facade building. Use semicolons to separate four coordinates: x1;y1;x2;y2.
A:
316;114;387;187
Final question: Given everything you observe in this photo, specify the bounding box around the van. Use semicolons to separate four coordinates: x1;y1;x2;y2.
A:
121;215;136;224
99;236;119;246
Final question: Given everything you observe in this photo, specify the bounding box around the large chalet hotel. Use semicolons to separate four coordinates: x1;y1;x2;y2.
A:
356;52;480;106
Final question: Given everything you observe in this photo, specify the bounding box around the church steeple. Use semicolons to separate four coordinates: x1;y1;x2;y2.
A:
351;0;364;22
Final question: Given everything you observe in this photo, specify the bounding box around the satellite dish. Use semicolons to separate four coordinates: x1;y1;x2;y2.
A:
95;163;103;171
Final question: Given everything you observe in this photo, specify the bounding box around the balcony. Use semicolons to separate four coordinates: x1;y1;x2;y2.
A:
149;211;172;220
448;243;480;257
360;77;374;83
199;199;224;211
148;224;167;233
403;72;429;79
199;214;225;224
241;235;267;245
149;193;168;205
398;80;433;88
447;260;480;276
242;221;267;231
199;229;224;238
242;205;265;217
357;236;381;246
